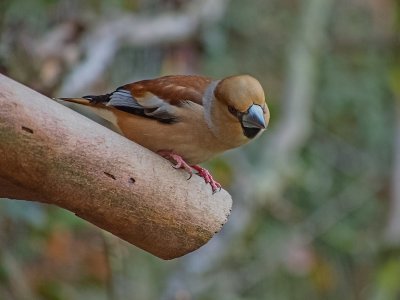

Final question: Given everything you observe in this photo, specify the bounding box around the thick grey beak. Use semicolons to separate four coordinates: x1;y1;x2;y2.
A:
241;105;266;129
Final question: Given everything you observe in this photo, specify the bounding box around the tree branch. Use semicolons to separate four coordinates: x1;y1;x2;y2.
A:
0;74;232;260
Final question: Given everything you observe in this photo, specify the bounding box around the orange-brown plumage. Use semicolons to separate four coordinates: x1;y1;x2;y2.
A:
58;74;269;192
125;75;212;105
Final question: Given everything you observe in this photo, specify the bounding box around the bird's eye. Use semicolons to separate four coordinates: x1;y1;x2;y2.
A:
228;106;238;116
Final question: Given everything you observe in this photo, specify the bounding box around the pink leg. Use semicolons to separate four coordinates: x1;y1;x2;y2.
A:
157;150;193;179
157;151;221;193
192;165;222;194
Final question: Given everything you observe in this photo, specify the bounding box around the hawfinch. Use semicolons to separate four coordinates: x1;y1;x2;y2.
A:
59;75;270;192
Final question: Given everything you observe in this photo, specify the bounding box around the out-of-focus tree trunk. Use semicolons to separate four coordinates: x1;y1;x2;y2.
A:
384;0;400;245
161;0;335;297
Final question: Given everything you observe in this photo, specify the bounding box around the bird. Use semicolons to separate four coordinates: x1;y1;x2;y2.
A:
58;74;270;193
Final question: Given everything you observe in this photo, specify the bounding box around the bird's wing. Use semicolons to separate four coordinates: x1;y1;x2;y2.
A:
124;75;212;106
60;75;212;124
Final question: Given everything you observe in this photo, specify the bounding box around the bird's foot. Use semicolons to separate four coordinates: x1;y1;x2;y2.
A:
157;151;221;193
157;150;193;179
191;165;221;194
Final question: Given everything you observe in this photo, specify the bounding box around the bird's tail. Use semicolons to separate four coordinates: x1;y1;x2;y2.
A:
55;95;120;130
56;93;111;105
56;97;93;106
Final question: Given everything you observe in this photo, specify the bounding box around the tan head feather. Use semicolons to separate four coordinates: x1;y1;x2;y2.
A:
214;75;266;112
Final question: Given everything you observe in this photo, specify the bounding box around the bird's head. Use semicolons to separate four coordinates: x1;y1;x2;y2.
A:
213;75;269;139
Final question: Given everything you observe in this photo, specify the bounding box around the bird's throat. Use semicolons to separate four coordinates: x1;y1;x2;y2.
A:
242;126;262;139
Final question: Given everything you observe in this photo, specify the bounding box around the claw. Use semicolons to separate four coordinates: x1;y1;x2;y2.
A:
172;162;182;169
156;151;221;193
158;150;193;179
191;165;222;193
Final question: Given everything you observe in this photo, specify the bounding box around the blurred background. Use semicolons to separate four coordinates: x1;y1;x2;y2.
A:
0;0;399;299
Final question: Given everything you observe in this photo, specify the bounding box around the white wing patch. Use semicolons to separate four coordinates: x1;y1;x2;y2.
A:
107;89;142;109
107;89;178;121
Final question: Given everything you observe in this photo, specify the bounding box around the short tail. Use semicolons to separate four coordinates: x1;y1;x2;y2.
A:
55;95;120;128
56;97;92;106
55;93;111;106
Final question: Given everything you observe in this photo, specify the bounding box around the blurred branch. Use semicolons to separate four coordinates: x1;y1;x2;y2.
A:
255;0;334;200
381;0;399;247
1;250;35;300
0;226;34;300
0;74;232;260
224;0;335;241
384;104;400;246
102;233;120;300
59;0;229;95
